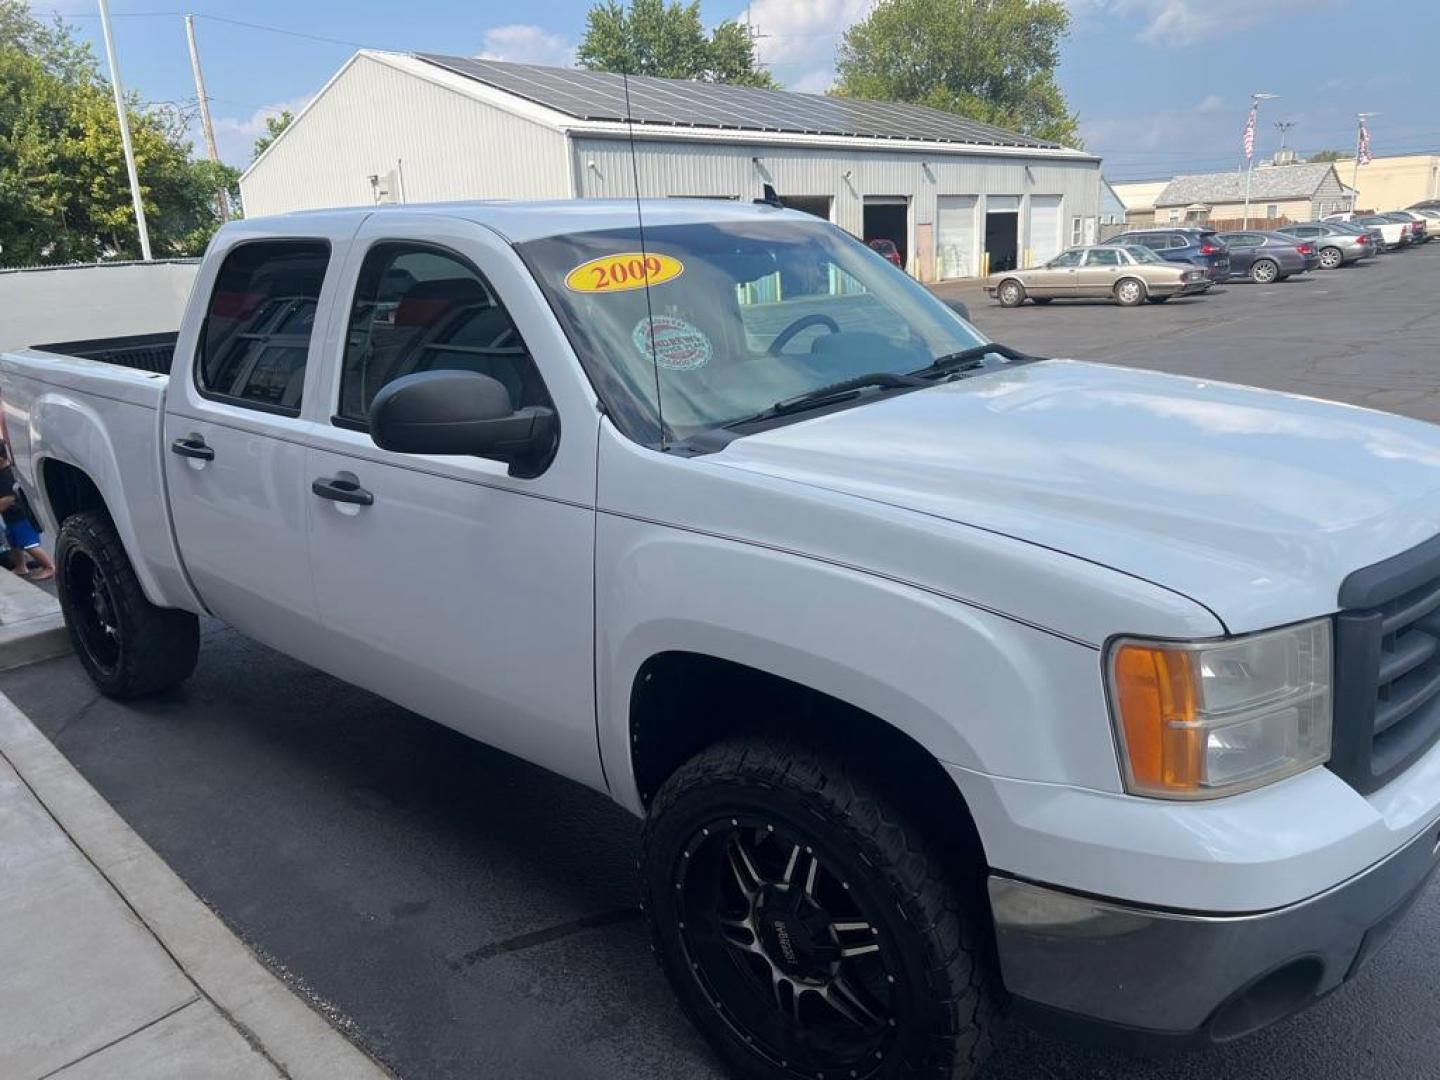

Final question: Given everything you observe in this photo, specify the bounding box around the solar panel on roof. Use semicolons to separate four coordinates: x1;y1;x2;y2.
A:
415;54;1063;149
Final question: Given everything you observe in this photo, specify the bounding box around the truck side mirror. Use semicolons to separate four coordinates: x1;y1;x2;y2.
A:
368;370;557;477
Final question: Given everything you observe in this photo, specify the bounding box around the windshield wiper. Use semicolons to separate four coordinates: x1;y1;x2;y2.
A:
726;371;926;428
920;341;1043;376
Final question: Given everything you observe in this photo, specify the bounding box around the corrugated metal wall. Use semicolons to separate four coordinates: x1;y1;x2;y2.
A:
240;55;572;217
573;136;1101;280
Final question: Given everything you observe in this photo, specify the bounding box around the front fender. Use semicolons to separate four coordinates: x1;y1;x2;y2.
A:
596;513;1122;815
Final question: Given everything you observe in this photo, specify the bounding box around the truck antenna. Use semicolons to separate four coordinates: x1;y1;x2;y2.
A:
621;68;666;450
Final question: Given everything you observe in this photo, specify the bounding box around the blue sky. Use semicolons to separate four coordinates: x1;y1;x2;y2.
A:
38;0;1440;178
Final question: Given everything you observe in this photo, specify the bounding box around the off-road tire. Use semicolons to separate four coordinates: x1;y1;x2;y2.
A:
55;510;199;698
642;737;1004;1080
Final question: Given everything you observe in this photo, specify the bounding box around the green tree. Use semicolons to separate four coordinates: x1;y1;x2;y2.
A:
251;109;293;160
578;0;776;87
1308;149;1349;162
0;0;236;266
835;0;1080;147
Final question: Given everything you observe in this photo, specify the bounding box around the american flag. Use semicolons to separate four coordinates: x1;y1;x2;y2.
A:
1358;122;1372;165
1242;107;1256;160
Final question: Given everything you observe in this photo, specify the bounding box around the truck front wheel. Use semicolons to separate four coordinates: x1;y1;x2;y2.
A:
55;511;199;698
642;738;1003;1080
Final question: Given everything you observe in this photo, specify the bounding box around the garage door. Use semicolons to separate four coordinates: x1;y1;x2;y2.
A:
936;196;977;279
1028;195;1062;266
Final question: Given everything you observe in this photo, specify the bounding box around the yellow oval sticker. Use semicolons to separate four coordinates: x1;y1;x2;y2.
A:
564;252;684;294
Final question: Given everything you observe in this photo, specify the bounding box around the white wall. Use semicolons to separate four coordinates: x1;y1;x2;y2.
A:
0;261;198;353
572;135;1101;280
240;54;572;217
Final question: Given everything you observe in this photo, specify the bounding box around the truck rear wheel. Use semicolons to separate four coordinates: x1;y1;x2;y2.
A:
55;510;199;699
642;738;1003;1080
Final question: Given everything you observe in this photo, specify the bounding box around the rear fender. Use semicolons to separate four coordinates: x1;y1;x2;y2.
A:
26;389;200;613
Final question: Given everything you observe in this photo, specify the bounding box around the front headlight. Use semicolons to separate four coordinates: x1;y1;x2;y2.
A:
1106;620;1332;799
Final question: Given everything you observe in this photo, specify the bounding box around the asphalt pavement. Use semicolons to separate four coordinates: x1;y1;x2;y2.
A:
6;242;1440;1080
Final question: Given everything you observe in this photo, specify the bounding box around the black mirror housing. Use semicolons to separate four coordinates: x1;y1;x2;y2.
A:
369;370;557;477
943;298;971;322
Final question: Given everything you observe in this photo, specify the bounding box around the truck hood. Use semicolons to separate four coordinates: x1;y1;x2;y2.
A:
712;360;1440;633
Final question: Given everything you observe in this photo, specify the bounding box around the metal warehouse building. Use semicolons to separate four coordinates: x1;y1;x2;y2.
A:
239;51;1101;282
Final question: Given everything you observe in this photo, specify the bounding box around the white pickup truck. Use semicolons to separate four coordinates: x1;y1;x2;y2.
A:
4;200;1439;1080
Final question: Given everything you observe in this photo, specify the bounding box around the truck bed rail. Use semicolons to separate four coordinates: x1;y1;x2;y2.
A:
33;331;177;375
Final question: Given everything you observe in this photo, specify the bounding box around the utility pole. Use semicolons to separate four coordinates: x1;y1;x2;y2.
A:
1241;91;1278;229
185;14;227;220
97;0;152;260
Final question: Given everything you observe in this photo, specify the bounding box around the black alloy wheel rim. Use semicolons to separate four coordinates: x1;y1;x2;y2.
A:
674;816;900;1078
64;550;121;674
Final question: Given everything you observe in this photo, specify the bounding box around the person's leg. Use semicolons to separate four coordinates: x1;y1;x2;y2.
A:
23;544;53;580
8;520;51;580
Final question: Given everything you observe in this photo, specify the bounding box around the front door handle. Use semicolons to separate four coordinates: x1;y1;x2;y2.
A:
170;434;214;461
312;475;374;506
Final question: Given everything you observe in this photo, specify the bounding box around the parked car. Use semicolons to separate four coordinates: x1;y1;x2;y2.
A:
1275;221;1376;268
1380;210;1431;243
1408;199;1440;212
1348;214;1411;249
867;237;903;267
6;200;1440;1080
987;244;1211;306
1101;227;1231;281
1216;230;1317;282
1412;208;1440;234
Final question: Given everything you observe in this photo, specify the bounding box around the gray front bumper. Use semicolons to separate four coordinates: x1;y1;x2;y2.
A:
989;817;1440;1041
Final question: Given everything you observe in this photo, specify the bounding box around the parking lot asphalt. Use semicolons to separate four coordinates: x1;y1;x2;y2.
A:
7;242;1440;1080
935;242;1440;424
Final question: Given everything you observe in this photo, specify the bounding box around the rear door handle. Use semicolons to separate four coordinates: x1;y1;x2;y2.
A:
312;475;374;506
170;435;214;461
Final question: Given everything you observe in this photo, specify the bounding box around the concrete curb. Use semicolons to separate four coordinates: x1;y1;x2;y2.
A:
0;570;70;670
0;692;392;1080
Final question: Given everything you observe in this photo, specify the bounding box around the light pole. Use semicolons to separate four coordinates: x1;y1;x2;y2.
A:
97;0;151;260
1241;92;1278;229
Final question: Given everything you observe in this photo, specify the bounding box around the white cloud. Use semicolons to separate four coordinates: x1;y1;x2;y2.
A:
1195;94;1225;114
212;95;312;168
475;24;576;67
743;0;871;91
1083;0;1325;46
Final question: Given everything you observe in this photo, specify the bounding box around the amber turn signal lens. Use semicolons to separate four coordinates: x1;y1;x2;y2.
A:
1111;643;1204;793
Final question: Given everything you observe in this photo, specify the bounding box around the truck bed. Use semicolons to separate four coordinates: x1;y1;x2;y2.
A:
31;331;177;375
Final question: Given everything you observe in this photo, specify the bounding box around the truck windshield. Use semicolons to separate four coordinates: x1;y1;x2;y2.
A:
517;218;992;445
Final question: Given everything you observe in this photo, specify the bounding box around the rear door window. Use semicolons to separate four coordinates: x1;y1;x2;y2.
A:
1084;248;1122;266
196;240;331;415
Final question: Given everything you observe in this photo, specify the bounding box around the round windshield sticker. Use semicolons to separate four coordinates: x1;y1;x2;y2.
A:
565;252;684;293
633;315;711;371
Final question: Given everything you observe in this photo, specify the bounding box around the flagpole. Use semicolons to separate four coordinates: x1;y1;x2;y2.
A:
1351;122;1360;211
1241;92;1278;230
97;0;151;261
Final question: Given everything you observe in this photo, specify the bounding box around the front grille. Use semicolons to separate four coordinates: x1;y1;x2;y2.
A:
1331;534;1440;794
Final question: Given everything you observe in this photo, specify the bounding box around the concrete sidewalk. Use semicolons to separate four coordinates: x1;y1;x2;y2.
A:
0;575;389;1080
